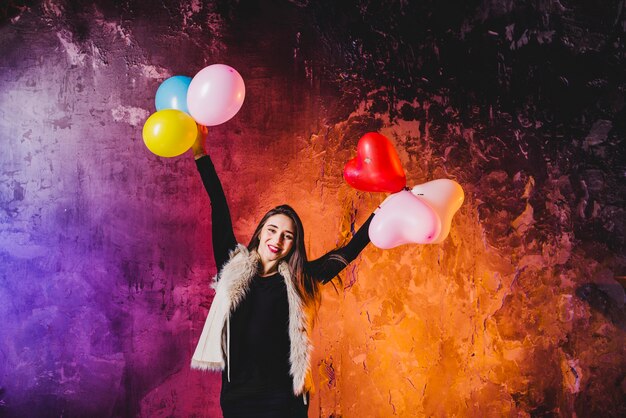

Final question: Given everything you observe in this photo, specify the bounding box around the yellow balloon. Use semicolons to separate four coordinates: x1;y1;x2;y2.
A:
142;109;198;157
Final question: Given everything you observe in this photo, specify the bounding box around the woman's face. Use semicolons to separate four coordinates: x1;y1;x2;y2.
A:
257;214;296;265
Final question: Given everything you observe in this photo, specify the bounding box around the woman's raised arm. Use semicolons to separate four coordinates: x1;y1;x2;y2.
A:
193;126;237;270
306;213;374;283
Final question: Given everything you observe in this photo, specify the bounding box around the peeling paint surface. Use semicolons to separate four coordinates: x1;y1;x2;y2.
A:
1;1;625;417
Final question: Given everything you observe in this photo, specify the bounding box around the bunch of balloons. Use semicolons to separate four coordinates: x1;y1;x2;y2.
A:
343;132;465;249
142;64;246;157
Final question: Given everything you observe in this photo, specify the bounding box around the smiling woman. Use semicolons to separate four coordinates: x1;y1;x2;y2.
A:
258;216;294;261
189;125;374;418
254;212;297;275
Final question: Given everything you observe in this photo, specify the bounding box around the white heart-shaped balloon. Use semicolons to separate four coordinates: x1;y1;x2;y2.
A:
411;179;464;243
369;190;441;249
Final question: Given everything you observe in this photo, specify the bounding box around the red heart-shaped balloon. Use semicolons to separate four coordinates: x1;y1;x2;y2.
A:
343;132;406;192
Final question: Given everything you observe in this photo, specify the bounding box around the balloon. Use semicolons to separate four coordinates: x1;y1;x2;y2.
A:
368;190;441;249
411;179;465;243
142;109;198;157
187;64;246;126
343;132;406;193
155;75;192;113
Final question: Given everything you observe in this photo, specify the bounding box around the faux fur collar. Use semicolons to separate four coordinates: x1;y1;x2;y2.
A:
191;245;312;395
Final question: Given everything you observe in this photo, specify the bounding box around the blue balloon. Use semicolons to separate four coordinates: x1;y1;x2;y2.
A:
155;75;192;113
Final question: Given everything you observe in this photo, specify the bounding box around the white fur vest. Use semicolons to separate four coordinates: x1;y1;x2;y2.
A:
191;244;313;396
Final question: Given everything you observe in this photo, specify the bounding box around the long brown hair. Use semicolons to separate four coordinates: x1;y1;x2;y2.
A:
247;205;320;309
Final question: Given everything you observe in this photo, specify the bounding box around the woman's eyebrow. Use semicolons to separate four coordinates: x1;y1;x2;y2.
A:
267;223;294;235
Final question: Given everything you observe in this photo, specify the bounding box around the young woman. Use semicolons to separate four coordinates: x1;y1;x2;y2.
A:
190;127;374;418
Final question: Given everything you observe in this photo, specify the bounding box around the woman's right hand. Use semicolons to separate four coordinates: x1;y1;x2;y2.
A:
192;124;209;159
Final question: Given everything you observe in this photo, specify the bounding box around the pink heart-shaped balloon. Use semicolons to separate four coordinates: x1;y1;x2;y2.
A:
411;179;464;243
368;190;441;249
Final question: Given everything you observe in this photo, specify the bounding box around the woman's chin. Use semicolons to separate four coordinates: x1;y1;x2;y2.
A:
259;250;280;264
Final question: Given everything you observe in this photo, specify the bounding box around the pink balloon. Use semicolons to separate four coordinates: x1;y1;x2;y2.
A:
187;64;246;126
369;190;441;249
411;179;464;243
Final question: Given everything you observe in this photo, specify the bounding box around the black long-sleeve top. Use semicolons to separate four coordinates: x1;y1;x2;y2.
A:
195;155;372;400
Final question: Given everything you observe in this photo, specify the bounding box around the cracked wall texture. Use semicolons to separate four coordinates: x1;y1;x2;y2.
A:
0;0;625;417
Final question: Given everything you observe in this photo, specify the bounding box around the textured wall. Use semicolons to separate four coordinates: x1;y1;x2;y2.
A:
1;1;625;417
